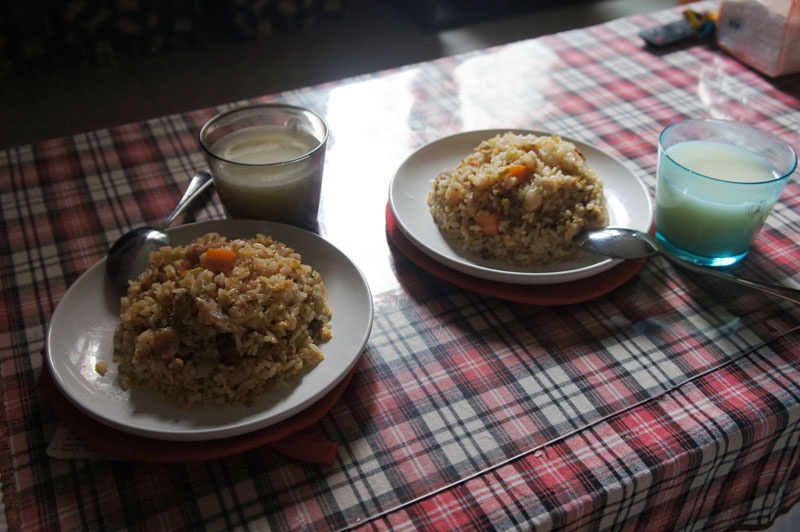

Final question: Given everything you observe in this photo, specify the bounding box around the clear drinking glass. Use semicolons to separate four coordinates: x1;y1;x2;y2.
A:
200;104;328;230
655;119;796;266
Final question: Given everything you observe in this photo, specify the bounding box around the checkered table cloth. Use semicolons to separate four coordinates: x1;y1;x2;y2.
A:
2;4;800;530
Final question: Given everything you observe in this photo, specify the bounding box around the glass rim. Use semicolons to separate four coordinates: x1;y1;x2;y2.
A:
659;118;798;185
199;103;329;167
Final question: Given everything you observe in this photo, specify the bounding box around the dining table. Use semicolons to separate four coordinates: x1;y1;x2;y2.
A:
2;1;800;530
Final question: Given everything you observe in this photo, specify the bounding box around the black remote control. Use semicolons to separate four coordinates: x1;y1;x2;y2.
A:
639;19;696;48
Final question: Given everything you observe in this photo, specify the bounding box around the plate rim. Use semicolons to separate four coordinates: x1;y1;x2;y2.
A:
46;219;373;441
388;128;654;285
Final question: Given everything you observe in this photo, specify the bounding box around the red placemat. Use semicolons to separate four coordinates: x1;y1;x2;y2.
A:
40;354;358;464
385;203;647;305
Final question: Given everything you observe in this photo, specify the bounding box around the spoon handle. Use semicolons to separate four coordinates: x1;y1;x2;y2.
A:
666;255;800;306
162;171;214;227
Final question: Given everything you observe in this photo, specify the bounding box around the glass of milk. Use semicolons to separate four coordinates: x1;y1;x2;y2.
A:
199;104;328;230
656;119;796;266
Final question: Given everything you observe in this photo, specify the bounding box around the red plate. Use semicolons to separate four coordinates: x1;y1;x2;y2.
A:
386;203;647;305
40;356;357;464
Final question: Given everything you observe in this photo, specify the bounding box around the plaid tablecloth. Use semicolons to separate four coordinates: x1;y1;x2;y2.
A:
2;3;800;530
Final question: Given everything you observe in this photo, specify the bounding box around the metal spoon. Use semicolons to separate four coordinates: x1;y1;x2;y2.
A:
576;227;800;305
106;171;213;290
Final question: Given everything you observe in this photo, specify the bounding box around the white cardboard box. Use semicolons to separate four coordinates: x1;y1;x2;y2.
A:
717;0;800;77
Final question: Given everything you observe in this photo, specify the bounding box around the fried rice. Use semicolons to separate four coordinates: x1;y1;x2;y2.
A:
112;232;332;408
427;132;609;265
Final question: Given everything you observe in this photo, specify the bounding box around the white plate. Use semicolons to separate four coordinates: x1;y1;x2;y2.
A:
46;220;373;441
389;129;654;284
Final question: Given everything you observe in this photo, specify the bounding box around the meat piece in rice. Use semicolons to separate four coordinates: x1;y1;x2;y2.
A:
112;232;332;408
427;132;609;265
